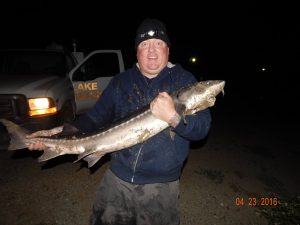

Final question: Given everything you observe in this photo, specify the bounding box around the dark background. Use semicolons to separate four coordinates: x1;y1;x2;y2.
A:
1;1;299;115
0;3;299;224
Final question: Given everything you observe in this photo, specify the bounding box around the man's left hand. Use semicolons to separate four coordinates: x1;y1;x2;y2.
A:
150;92;180;127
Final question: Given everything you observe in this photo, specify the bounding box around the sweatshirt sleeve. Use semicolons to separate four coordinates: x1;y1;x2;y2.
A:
72;80;116;133
173;108;211;141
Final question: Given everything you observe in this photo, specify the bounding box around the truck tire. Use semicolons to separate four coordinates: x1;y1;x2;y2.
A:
0;123;9;150
60;101;75;124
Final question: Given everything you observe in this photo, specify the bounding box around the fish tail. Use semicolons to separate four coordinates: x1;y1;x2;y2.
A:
0;119;31;150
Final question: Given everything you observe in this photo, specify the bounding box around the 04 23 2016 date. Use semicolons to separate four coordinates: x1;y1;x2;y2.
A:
235;197;280;206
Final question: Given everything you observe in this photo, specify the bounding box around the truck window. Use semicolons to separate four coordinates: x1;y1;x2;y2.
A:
0;50;68;77
72;52;120;81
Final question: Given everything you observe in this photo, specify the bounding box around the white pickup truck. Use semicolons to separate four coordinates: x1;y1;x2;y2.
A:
0;47;125;132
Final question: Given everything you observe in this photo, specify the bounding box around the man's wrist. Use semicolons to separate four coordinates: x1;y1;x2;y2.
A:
168;113;181;128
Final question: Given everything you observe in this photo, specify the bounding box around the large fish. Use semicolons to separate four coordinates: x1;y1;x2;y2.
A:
0;80;225;167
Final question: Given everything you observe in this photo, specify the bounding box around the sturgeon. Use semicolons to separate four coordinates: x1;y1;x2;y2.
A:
0;80;225;167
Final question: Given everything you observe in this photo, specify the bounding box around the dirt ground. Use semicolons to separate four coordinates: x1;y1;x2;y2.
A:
0;97;299;225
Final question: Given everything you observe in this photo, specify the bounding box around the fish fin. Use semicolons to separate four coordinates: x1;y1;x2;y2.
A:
175;103;186;115
138;129;151;142
83;153;104;168
61;122;80;135
74;151;105;168
74;152;88;163
50;123;80;138
0;119;31;150
37;148;61;162
184;117;187;124
169;129;176;140
173;98;186;115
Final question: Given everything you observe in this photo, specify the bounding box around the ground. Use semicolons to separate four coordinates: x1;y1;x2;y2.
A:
0;96;299;225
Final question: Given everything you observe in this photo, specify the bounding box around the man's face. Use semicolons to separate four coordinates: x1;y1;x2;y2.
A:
137;38;169;77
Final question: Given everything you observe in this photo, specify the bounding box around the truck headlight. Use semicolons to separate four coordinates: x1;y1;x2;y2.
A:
28;98;57;116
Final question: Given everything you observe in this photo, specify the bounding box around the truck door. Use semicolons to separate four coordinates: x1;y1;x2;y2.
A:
69;50;125;114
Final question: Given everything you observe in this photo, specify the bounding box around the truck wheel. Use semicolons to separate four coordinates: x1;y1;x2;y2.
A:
0;123;9;150
61;101;75;124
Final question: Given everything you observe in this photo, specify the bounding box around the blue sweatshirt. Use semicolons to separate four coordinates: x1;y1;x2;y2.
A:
76;63;211;184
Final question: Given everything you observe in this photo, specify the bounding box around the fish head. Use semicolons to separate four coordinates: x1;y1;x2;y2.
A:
177;80;225;114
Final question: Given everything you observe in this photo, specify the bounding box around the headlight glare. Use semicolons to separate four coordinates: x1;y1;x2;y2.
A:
28;98;57;116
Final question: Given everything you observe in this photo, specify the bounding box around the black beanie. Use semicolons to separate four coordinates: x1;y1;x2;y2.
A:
135;18;171;49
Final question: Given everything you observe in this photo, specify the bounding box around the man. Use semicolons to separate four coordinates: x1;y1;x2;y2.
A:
29;18;212;225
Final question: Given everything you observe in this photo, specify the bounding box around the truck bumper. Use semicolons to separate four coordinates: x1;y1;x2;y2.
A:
18;112;62;131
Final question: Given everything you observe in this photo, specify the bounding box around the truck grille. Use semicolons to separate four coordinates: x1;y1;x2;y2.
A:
0;94;29;122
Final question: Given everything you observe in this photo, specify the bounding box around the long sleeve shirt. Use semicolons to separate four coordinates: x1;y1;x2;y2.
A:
75;63;211;184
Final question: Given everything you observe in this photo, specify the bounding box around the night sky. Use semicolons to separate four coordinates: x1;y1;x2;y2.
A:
1;1;299;112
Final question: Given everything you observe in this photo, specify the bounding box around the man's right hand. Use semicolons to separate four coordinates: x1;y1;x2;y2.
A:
27;141;47;151
26;126;63;151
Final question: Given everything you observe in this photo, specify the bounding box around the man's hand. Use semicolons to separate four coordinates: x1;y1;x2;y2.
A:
150;92;181;128
26;126;63;151
27;141;47;151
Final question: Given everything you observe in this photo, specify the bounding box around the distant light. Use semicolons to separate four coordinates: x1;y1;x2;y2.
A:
189;57;197;63
261;67;266;71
